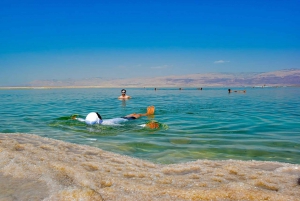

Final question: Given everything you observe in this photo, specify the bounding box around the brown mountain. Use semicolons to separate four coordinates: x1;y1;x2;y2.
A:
29;68;300;88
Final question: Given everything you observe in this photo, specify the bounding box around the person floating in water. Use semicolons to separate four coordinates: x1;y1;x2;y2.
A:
118;89;131;99
72;106;155;126
228;89;246;93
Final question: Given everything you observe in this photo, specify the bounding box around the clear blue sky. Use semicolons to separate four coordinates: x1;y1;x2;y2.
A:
0;0;299;86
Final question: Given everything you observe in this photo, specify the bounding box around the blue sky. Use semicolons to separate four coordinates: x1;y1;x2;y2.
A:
0;0;299;86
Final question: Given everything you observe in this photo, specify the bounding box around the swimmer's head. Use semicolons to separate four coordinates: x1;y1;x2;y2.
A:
96;112;102;120
121;89;126;94
85;112;103;125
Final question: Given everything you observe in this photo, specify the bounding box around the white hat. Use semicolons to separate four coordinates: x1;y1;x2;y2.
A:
85;112;102;125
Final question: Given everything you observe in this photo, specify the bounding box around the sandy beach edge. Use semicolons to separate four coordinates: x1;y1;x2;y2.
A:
1;133;300;200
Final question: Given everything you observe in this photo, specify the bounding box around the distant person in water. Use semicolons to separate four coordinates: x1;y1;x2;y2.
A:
118;89;131;99
72;106;155;126
228;89;246;93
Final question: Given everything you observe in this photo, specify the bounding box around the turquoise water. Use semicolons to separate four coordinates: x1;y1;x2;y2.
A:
1;87;299;164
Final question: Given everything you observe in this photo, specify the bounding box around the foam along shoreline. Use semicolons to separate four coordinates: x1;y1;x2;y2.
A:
0;134;299;201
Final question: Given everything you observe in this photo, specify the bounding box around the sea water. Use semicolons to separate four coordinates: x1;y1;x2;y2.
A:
0;87;300;164
1;87;300;200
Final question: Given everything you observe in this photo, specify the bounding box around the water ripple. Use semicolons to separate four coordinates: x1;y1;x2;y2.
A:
0;87;300;164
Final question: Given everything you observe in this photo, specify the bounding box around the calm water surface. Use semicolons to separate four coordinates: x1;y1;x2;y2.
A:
0;87;299;164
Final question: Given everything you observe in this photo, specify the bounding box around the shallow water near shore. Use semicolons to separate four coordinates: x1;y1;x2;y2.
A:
0;87;300;164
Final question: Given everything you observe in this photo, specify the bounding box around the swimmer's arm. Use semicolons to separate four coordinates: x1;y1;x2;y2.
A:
76;118;85;122
71;115;85;122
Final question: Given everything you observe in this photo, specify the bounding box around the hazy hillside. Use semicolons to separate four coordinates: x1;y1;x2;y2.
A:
28;68;300;88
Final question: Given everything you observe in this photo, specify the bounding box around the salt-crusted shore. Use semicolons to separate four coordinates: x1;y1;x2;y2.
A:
0;133;299;201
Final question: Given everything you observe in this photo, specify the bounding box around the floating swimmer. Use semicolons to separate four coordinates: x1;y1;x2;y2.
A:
72;106;155;126
118;89;131;99
228;89;246;93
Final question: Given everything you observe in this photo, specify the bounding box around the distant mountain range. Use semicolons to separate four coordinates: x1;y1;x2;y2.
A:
27;68;300;88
